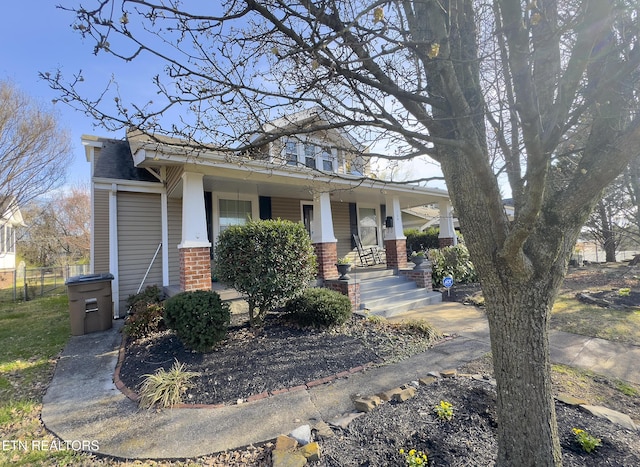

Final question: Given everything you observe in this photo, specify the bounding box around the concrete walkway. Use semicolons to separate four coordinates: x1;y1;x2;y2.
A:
41;302;640;460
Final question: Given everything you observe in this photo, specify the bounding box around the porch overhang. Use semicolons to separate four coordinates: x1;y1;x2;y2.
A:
129;137;450;209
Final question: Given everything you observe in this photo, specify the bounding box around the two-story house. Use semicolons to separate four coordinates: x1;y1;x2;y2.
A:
84;109;456;317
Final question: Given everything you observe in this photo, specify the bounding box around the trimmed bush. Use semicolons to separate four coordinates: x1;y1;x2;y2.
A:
123;303;165;340
215;219;317;326
164;290;230;351
285;288;352;328
429;244;478;286
405;227;440;254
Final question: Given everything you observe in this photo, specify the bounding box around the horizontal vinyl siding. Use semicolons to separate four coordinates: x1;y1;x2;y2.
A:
167;198;182;286
93;189;110;274
117;192;163;310
331;202;352;258
271;197;305;222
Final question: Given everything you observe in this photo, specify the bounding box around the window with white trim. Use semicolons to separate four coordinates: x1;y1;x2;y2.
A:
283;139;337;172
219;199;252;234
285;141;297;166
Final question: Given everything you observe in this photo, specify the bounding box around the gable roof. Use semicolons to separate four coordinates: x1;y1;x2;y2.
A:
251;107;364;151
91;138;160;183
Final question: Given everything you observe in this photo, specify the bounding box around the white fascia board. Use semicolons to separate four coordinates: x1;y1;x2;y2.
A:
82;136;103;162
93;178;164;194
132;148;147;166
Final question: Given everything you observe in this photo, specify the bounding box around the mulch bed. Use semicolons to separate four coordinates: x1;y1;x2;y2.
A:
118;314;437;406
115;269;640;466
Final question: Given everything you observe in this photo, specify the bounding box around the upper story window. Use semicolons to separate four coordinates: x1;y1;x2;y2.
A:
283;139;337;172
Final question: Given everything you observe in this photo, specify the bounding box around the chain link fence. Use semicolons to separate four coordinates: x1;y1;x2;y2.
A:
0;265;90;302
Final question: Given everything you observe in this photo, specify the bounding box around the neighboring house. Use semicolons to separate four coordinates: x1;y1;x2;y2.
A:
0;197;24;271
83;109;456;317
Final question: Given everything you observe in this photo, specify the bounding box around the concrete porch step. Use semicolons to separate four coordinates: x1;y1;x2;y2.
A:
360;280;418;299
361;287;437;310
357;269;442;318
361;292;443;318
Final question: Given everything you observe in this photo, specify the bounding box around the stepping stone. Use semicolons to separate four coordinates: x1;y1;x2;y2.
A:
328;412;364;429
580;405;638;431
556;393;588;406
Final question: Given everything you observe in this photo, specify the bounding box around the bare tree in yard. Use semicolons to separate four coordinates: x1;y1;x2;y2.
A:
18;186;91;266
584;177;628;262
46;1;640;465
0;81;72;207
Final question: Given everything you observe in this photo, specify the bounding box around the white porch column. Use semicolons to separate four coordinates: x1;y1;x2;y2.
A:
438;200;458;247
384;195;408;270
311;192;338;280
179;172;211;249
384;196;406;240
311;192;337;243
178;172;212;291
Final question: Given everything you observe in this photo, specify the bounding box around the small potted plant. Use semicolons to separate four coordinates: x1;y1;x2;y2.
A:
335;257;352;280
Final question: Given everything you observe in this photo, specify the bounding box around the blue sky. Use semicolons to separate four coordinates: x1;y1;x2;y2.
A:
0;1;448;192
0;1;158;187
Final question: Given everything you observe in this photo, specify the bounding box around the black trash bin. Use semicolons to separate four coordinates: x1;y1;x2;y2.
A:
65;273;114;336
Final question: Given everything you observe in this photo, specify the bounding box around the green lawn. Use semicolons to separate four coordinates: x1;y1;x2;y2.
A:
0;295;87;466
551;292;640;346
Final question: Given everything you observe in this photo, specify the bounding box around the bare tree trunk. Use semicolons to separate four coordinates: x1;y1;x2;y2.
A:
484;281;562;466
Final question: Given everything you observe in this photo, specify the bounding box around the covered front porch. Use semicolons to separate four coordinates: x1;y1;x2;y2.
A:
170;170;455;291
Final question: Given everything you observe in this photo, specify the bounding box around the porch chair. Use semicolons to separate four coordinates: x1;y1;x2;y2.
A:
353;234;383;266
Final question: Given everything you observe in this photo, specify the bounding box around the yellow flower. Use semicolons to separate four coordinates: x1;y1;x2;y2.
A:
409;449;416;456
399;448;405;455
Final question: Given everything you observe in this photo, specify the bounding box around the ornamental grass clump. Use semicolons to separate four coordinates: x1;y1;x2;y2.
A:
393;318;441;342
138;360;199;409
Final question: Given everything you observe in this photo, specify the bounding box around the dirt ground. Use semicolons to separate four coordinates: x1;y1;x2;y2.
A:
109;265;640;466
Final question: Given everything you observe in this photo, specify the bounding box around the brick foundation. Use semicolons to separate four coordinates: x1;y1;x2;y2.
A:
179;246;212;292
399;268;433;289
313;242;339;280
384;239;408;270
438;237;455;248
325;279;361;310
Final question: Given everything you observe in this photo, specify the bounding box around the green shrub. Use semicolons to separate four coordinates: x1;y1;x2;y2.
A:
164;290;230;351
405;227;440;254
429;244;478;286
285;288;352;327
138;360;199;409
215;219;317;326
123;303;165;340
126;285;163;314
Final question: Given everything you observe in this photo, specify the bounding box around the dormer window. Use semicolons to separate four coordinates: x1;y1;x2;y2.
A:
283;139;337;172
